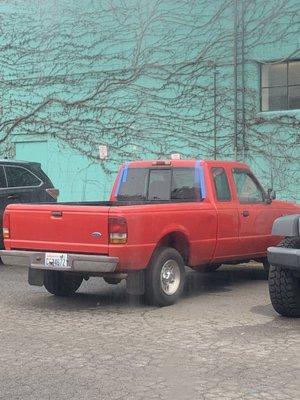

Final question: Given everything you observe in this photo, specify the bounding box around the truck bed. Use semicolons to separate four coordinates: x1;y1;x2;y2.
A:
5;202;113;254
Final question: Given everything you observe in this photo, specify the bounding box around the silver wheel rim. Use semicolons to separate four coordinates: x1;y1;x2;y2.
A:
160;260;181;296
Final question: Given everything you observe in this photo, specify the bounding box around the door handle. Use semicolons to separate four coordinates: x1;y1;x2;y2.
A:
7;194;20;200
242;210;250;217
51;211;62;218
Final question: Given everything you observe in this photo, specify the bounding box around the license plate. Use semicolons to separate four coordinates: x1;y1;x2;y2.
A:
45;252;69;269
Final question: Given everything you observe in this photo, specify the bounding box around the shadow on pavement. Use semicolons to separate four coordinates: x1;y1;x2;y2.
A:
20;265;268;312
250;303;276;317
183;265;268;300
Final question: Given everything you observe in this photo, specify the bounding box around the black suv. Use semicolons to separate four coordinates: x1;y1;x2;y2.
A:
0;160;59;247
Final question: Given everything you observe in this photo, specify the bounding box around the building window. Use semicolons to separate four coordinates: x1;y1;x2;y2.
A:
261;61;300;111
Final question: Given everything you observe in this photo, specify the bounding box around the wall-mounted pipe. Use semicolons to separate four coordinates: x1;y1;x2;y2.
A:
233;0;238;160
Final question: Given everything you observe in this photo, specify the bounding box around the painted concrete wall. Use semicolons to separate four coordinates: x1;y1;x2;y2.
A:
0;0;299;201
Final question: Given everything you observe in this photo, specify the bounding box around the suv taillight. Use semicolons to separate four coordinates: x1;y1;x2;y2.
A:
46;188;60;200
109;217;127;244
3;212;10;239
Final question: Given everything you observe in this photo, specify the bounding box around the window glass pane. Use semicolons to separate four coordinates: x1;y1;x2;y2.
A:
289;61;300;85
212;167;231;201
171;168;198;200
288;86;300;109
117;168;148;201
148;169;171;200
5;166;41;187
262;86;287;111
233;170;264;203
0;167;7;188
262;63;287;87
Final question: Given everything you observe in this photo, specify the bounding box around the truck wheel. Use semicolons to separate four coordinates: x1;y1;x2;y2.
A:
269;238;300;317
145;247;185;307
44;271;83;297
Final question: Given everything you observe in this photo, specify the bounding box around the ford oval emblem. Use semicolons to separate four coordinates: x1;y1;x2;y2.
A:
91;232;102;238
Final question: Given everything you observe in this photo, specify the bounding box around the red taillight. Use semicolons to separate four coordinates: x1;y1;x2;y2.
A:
46;188;60;200
3;212;10;239
109;217;127;244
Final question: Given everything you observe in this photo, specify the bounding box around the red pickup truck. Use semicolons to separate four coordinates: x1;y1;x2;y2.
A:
1;159;299;306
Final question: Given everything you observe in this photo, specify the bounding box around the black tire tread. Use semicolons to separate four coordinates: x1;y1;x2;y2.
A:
44;271;83;297
268;237;300;317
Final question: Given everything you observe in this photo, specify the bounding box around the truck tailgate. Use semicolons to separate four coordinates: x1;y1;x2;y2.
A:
5;204;110;254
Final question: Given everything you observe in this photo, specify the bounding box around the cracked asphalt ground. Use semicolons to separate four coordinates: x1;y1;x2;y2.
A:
0;263;299;400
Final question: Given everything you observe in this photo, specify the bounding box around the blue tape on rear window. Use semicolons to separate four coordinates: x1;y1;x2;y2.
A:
199;164;206;198
115;162;129;196
195;160;206;199
122;162;129;183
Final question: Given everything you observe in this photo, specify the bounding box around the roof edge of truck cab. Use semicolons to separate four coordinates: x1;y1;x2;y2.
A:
118;159;250;169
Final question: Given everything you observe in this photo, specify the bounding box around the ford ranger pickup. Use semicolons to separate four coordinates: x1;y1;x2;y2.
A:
1;159;299;306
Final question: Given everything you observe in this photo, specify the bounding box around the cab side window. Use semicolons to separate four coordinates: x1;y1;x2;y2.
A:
212;167;231;201
5;166;41;188
232;169;265;203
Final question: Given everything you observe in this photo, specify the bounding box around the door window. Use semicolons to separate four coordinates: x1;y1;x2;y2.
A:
5;166;42;188
212;167;231;201
0;167;7;188
232;169;265;203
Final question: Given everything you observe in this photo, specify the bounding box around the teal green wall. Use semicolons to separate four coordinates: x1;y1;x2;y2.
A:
0;0;299;201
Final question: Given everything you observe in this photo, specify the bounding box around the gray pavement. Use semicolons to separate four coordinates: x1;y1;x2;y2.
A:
0;263;299;400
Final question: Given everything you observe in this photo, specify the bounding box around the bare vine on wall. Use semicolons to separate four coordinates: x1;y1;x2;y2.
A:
0;0;299;198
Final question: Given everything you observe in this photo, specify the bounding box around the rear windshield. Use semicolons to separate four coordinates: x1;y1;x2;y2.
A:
117;167;201;202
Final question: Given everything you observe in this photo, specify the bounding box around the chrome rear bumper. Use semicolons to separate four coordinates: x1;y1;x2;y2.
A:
0;250;119;273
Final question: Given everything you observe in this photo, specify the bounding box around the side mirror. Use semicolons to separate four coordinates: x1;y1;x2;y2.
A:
266;188;276;204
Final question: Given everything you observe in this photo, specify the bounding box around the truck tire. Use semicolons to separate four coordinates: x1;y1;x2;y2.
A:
145;247;185;307
44;271;83;297
269;238;300;317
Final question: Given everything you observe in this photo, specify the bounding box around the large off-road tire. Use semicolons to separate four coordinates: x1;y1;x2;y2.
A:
145;247;185;307
44;271;83;297
268;238;300;317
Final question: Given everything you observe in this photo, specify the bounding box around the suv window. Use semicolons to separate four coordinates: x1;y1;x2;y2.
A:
0;166;7;188
5;166;42;188
232;169;265;203
212;167;231;201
